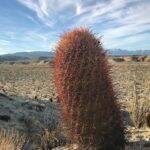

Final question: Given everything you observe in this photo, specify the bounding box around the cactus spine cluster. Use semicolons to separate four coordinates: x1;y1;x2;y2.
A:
54;28;125;149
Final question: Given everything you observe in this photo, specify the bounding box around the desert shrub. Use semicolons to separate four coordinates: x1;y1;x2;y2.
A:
113;57;124;62
132;56;139;62
55;28;125;149
128;65;150;128
9;61;15;65
19;61;30;65
130;97;149;128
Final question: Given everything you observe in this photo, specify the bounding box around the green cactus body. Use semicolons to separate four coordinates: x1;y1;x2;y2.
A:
55;28;125;150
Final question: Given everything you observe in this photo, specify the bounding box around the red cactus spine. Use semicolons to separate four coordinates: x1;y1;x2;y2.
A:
54;28;125;149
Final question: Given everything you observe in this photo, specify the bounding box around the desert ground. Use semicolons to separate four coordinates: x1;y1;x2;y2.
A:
0;60;149;149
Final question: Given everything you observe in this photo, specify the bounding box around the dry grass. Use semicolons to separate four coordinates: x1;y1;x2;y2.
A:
0;127;66;150
0;64;56;101
0;62;150;149
120;64;149;128
111;63;150;125
0;129;26;150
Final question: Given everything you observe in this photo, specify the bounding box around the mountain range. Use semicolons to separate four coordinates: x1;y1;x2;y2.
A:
106;49;150;56
0;51;54;62
0;50;150;62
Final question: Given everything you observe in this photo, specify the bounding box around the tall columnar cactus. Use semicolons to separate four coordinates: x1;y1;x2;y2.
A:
54;28;125;149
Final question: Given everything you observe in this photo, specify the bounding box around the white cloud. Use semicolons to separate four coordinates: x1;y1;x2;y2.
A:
73;0;130;25
17;0;52;27
76;3;82;15
99;1;150;48
25;15;40;25
0;45;11;55
17;0;81;27
17;0;150;49
0;40;11;55
0;40;10;44
102;32;150;49
17;0;144;29
103;23;150;39
23;29;57;51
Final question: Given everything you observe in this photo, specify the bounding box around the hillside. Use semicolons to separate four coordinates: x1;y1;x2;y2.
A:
0;51;54;62
0;50;150;62
9;51;54;59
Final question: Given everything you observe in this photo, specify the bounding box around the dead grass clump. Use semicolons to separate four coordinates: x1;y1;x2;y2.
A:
123;56;133;62
144;56;150;62
0;129;26;150
130;98;149;128
128;65;150;128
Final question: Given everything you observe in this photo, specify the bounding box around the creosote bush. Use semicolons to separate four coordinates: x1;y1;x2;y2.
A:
55;28;125;149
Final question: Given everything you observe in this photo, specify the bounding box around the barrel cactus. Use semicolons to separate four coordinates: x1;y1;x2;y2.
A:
54;28;125;149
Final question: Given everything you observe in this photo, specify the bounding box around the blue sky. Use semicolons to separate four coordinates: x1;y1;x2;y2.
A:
0;0;150;54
